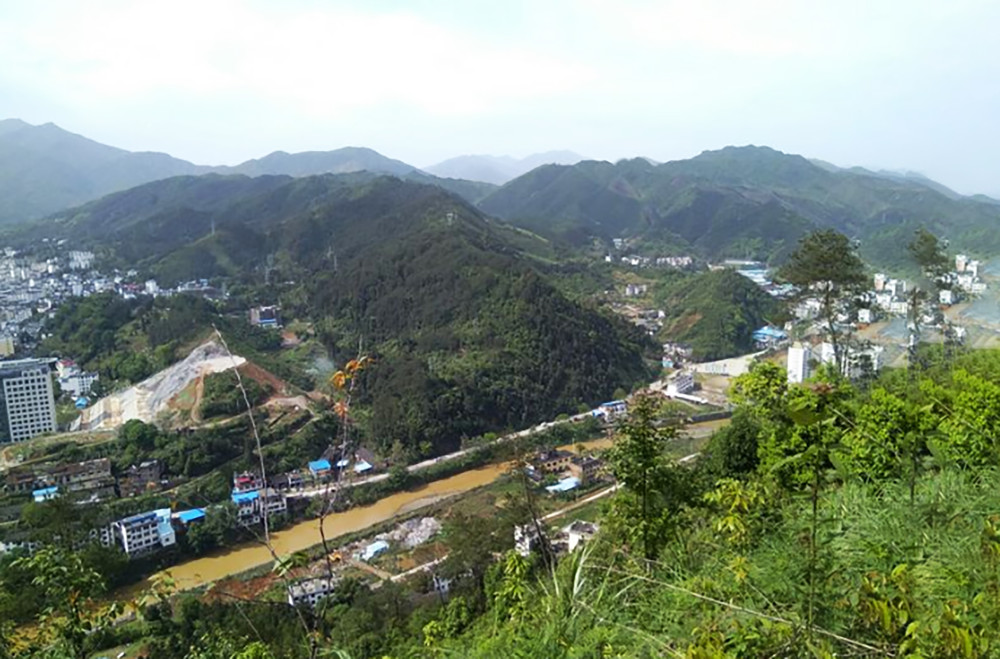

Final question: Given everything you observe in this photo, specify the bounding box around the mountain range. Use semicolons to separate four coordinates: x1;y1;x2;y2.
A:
424;150;584;185
476;146;1000;268
0;119;496;224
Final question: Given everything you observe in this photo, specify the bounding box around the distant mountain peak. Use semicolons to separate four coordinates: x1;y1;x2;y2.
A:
425;151;585;185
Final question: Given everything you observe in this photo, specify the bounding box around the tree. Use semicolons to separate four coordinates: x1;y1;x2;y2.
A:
606;394;687;560
778;230;867;373
12;547;118;659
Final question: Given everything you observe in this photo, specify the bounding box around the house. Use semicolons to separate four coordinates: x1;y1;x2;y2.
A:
532;449;574;474
233;471;264;493
249;306;281;328
359;539;389;562
595;399;627;421
288;576;340;608
119;460;163;497
666;371;695;396
308;459;332;479
4;467;37;493
514;524;545;557
353;460;373;474
232;490;261;524
752;326;788;349
568;456;602;485
112;509;176;558
857;308;874;325
940;289;955;306
261;487;288;517
174;509;206;525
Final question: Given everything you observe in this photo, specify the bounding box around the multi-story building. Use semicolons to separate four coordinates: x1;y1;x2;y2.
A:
119;460;163;497
787;343;813;384
288;576;340;608
0;358;57;443
568;456;602;485
112;509;176;558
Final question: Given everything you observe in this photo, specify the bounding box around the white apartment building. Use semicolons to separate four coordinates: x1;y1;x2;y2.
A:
112;509;176;558
787;343;812;384
0;358;57;443
288;576;340;608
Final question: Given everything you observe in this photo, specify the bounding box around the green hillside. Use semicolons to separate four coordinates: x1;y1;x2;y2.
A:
479;145;1000;268
29;174;651;455
657;269;784;360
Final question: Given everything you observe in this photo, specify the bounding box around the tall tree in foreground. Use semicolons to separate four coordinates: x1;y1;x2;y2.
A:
778;229;866;374
606;394;687;561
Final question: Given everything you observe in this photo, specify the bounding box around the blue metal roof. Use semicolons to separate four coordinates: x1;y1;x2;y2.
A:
546;477;581;493
753;326;788;339
309;459;331;473
32;486;59;501
353;460;373;473
360;539;389;561
176;508;206;523
335;458;350;468
232;490;260;504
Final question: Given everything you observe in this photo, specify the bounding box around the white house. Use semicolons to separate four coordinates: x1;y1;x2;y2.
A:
112;509;176;558
288;576;340;608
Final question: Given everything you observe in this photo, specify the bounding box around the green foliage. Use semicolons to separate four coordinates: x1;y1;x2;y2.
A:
658;269;784;360
200;370;271;419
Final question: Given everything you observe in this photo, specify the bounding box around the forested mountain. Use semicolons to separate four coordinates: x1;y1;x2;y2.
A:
479;146;1000;268
0;119;209;224
425;150;584;185
30;174;650;454
0;120;496;224
657;269;784;360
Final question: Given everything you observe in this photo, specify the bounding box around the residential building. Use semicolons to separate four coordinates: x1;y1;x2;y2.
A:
873;273;887;291
249;305;281;328
787;343;812;384
233;471;264;493
308;459;331;480
288;576;340;608
119;460;163;497
666;371;695;396
4;467;37;493
58;370;98;397
0;336;14;358
857;308;874;325
0;358;57;443
112;509;176;558
514;524;545;557
940;289;956;306
956;254;968;273
532;449;574;474
232;490;261;524
568;456;602;485
596;399;627;420
752;326;788;349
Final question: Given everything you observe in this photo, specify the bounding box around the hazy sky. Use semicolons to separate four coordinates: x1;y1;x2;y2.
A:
2;0;998;194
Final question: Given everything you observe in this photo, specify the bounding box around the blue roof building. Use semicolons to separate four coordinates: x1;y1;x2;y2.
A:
309;459;331;475
232;490;260;504
546;477;581;494
175;508;206;524
32;486;59;502
752;326;788;346
360;539;389;561
353;460;373;473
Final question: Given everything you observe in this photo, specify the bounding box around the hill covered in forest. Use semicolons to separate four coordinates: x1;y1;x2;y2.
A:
478;146;1000;268
29;174;651;455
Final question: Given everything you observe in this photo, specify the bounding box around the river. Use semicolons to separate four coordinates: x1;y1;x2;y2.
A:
141;419;727;594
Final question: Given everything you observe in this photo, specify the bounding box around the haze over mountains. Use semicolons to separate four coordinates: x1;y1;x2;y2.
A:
0;119;493;224
424;150;585;185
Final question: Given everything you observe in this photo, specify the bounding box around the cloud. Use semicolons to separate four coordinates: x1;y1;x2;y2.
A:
0;0;596;118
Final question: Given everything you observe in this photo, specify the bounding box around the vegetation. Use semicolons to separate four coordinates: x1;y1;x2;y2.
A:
657;269;784;360
478;145;1000;267
13;345;1000;656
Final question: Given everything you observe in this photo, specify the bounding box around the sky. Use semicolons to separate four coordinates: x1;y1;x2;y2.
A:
2;0;999;195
